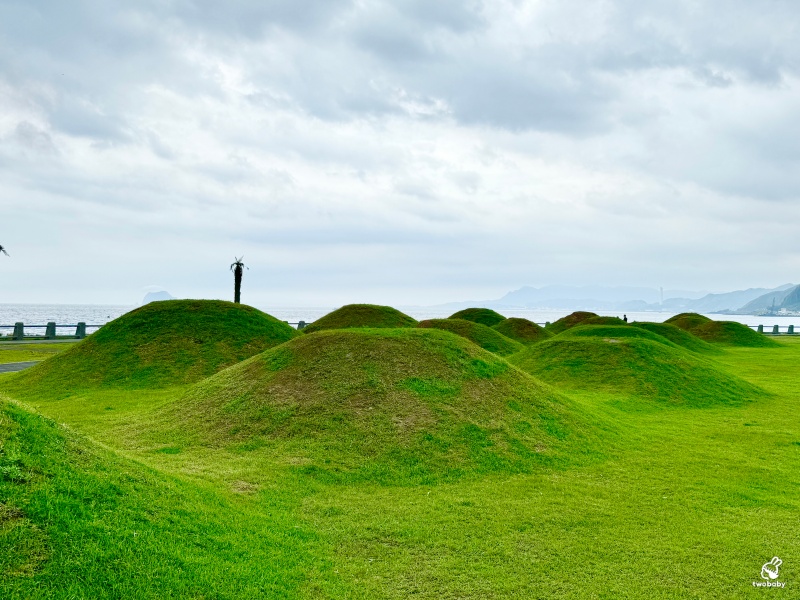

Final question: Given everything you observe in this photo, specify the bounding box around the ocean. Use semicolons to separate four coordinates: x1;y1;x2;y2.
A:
1;303;798;335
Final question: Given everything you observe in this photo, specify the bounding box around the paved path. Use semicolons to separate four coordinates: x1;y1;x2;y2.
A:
0;361;40;373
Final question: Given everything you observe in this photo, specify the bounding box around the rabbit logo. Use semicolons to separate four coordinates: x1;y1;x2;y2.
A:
761;557;782;581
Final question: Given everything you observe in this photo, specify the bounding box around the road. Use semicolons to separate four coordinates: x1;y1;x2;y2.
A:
0;361;40;373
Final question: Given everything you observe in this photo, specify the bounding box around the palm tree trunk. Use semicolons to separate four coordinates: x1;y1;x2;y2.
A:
234;265;242;303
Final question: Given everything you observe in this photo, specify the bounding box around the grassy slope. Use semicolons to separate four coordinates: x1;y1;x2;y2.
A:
545;311;599;334
3;327;800;597
510;332;764;406
150;328;584;483
1;300;295;394
303;304;417;334
630;321;721;354
0;400;334;599
665;312;712;330
492;318;551;345
417;319;524;356
692;320;780;347
448;308;506;328
666;312;778;348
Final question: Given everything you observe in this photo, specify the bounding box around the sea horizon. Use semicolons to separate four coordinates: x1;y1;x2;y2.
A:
2;302;799;333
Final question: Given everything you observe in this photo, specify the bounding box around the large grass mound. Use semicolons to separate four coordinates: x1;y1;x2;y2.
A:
302;304;417;334
630;322;720;354
1;300;296;394
492;318;552;345
509;336;764;406
665;313;777;348
156;328;585;482
546;311;599;334
691;321;779;347
448;308;506;327
418;319;524;356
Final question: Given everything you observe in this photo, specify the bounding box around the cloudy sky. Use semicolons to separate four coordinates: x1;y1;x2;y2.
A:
2;0;799;307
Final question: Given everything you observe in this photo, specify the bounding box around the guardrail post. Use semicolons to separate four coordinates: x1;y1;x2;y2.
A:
545;321;550;327
298;320;306;330
789;325;795;335
45;322;56;339
12;322;24;340
76;322;87;339
757;325;763;333
772;324;780;334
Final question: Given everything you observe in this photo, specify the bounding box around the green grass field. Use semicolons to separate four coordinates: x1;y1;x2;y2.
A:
1;305;798;598
0;342;76;365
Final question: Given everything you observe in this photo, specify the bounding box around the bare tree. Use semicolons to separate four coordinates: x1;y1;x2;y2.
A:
230;256;247;304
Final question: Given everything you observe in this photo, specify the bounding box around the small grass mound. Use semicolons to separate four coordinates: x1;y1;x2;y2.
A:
156;328;587;483
510;336;764;407
691;321;779;348
665;312;712;331
665;313;777;347
492;318;552;345
546;311;599;334
630;322;720;354
448;308;507;328
302;304;417;334
418;319;524;356
1;300;296;395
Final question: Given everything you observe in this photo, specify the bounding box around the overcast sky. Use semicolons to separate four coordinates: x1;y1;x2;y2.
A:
2;0;799;307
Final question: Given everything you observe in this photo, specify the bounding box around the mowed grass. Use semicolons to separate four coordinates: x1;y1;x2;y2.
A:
0;343;76;365
1;311;799;597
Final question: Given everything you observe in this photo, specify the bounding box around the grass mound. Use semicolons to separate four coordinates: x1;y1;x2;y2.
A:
630;322;720;354
492;318;552;345
665;312;712;331
1;300;295;394
0;399;316;597
691;321;779;347
665;313;777;347
418;319;524;356
546;311;599;334
510;336;764;406
448;308;507;327
555;325;677;346
303;304;417;334
157;328;585;482
582;316;627;327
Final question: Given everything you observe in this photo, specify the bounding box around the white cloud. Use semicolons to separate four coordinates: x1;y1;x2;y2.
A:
2;0;800;306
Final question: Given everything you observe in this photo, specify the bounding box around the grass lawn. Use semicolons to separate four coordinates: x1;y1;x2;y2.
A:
0;342;77;365
1;332;798;598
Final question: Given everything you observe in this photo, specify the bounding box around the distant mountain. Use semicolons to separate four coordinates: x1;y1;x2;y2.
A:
494;285;706;308
781;286;800;310
684;285;794;313
142;290;175;304
738;285;800;314
430;283;795;314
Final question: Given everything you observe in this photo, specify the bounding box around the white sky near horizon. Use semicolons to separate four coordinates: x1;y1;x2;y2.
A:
1;1;800;306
